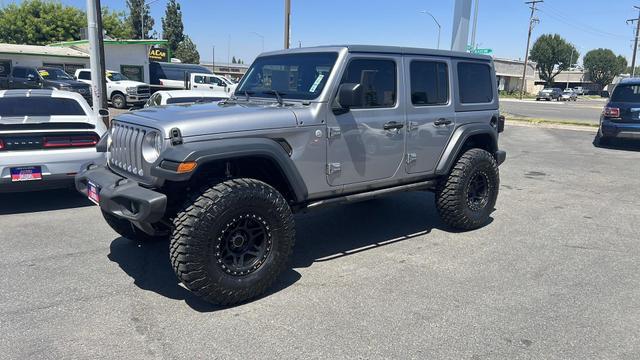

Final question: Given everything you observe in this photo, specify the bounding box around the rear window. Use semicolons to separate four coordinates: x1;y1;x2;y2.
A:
457;62;493;104
0;97;86;116
611;85;640;103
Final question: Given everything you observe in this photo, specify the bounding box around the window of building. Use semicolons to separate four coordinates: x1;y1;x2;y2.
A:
410;60;449;106
340;59;397;108
120;65;144;82
457;62;493;104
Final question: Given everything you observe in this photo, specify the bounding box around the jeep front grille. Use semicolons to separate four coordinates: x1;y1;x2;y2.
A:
109;121;149;180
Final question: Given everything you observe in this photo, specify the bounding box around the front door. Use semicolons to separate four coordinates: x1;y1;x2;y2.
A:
326;56;405;186
404;57;455;174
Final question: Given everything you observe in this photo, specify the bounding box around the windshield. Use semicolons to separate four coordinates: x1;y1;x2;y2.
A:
235;52;338;100
107;72;128;81
38;68;73;80
611;85;640;103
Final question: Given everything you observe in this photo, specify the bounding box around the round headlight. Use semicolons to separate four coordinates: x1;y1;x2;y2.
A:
142;131;162;163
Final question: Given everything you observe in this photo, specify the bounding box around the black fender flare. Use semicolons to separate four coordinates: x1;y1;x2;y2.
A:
151;138;308;203
435;123;499;176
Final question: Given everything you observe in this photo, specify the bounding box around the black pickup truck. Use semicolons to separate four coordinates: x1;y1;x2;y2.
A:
0;66;92;104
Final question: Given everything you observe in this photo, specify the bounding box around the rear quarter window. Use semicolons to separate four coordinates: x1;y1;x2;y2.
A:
0;97;86;116
457;62;494;104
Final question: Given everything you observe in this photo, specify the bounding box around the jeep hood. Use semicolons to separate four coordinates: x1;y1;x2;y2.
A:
113;102;298;139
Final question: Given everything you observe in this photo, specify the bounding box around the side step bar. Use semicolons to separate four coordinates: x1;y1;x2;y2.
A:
304;180;438;210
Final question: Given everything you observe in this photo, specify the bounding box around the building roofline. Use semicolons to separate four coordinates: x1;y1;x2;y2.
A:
49;39;169;47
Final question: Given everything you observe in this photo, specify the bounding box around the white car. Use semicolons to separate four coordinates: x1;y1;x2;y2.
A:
75;69;150;109
0;89;107;192
144;90;229;108
190;73;238;94
561;89;578;101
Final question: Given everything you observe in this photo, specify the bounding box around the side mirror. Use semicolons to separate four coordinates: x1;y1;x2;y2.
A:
98;109;110;117
333;83;362;114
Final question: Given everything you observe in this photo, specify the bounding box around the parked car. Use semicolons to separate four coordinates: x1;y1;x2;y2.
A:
536;88;563;101
595;78;640;146
76;45;506;306
75;69;150;109
573;86;584;95
0;65;92;104
561;89;578;101
0;89;107;192
143;90;229;108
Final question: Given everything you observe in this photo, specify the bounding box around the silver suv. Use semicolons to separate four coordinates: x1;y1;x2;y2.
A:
76;45;506;305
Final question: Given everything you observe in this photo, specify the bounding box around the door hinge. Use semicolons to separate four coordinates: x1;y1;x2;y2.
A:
406;153;417;164
407;121;419;132
326;162;342;175
328;127;341;139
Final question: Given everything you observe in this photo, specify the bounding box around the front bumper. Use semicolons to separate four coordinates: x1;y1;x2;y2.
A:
0;148;105;193
126;95;149;104
75;164;167;223
600;119;640;139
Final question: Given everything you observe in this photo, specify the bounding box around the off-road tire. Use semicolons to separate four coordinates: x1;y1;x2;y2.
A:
170;178;295;306
436;148;500;231
111;93;127;109
101;210;166;242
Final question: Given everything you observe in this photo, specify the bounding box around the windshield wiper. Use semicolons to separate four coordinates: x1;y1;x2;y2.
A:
263;90;285;106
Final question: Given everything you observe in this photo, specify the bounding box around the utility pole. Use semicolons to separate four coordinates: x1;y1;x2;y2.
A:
470;0;480;51
94;0;108;116
86;0;106;123
519;0;543;100
566;48;574;90
212;45;215;73
284;0;291;49
451;0;472;52
626;6;640;77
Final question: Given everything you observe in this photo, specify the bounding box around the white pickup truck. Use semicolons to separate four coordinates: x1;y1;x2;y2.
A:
75;69;150;109
160;72;237;95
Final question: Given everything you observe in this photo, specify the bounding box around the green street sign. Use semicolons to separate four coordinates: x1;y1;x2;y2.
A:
472;48;493;55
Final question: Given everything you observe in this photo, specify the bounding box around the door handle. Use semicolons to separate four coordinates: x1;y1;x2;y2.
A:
434;118;452;126
383;121;405;131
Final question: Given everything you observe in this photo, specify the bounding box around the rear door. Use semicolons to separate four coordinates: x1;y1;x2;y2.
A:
326;55;405;186
404;56;454;174
9;67;30;89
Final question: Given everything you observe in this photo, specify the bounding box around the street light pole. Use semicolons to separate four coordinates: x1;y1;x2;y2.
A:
419;10;441;50
251;31;265;53
566;48;574;90
284;0;291;49
470;0;480;51
141;0;162;39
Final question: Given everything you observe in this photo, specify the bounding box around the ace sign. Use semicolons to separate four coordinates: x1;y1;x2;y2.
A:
149;47;168;62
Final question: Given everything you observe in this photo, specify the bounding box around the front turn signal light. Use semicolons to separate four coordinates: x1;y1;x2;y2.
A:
176;161;197;173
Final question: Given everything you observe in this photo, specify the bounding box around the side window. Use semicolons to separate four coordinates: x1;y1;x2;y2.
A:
78;71;91;80
410;60;449;106
340;59;397;108
194;75;205;84
457;62;493;104
12;67;27;78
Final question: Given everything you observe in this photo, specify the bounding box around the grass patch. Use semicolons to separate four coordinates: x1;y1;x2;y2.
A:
502;112;599;128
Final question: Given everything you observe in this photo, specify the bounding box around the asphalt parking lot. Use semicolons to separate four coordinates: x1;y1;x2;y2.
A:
1;125;639;359
500;97;606;125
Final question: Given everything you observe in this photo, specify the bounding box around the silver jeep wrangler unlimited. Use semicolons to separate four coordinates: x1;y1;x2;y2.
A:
77;45;506;305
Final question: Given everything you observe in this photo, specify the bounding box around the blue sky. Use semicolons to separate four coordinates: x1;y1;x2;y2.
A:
8;0;639;65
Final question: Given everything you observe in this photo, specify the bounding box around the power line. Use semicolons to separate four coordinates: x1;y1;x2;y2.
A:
537;4;625;39
520;0;543;99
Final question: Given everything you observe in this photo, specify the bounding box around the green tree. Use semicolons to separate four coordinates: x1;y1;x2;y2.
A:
584;49;628;89
126;0;154;39
0;0;85;45
174;35;199;64
161;0;183;54
102;7;132;39
529;34;579;85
